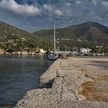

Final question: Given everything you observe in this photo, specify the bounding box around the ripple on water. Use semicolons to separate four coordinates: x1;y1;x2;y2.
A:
0;55;52;107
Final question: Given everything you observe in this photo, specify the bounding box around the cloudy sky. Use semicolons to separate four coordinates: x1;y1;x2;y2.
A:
0;0;108;32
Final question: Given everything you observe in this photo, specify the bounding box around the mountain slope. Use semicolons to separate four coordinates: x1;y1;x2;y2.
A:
0;21;108;51
33;22;108;44
0;21;34;41
0;21;40;51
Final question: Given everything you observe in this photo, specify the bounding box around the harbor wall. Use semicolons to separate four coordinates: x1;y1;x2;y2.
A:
15;57;108;108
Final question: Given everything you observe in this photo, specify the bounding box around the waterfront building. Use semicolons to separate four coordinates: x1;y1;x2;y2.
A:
0;49;4;55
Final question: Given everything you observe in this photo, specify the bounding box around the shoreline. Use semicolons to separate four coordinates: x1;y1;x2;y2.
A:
15;57;108;108
0;55;50;108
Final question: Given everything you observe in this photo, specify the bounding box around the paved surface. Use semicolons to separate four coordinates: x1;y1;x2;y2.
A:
15;57;108;108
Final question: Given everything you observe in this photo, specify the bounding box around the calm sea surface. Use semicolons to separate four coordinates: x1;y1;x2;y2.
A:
0;55;52;107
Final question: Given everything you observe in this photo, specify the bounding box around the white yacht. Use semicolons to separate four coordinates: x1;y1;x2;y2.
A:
48;52;58;61
48;23;58;61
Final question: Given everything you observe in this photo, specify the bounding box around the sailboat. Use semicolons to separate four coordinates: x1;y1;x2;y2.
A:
48;23;58;61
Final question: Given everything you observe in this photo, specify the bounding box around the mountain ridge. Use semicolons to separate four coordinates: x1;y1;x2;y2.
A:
0;21;39;51
33;21;108;44
0;21;108;51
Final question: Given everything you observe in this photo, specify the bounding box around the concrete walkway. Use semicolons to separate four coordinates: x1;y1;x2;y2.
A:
15;57;108;108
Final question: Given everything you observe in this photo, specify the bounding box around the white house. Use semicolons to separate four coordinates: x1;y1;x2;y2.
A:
0;49;4;55
38;48;46;53
80;48;91;55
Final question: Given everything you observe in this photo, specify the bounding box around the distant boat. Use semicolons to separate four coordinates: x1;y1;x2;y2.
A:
48;23;58;61
48;52;58;61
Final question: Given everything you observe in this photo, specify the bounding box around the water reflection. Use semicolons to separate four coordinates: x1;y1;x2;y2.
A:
0;55;52;106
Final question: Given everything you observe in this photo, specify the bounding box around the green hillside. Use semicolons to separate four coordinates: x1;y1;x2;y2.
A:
0;21;40;51
33;22;108;51
0;21;108;52
33;22;108;44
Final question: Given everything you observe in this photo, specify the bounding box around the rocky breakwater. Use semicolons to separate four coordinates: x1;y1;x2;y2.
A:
15;57;108;108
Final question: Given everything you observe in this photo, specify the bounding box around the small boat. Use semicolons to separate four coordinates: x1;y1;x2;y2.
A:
48;21;58;61
48;18;58;61
48;52;58;61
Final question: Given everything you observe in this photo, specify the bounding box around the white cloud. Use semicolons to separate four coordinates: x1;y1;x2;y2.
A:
43;4;52;12
0;0;41;16
102;1;108;8
54;9;63;16
95;16;102;21
76;0;81;4
43;4;63;16
92;0;97;5
66;2;72;6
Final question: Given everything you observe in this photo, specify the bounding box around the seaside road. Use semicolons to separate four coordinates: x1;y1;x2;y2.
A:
15;57;108;108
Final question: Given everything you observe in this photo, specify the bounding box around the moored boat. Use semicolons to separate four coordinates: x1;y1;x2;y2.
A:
48;21;58;61
48;52;58;61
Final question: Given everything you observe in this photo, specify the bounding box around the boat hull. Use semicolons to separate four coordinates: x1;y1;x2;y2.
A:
48;53;58;61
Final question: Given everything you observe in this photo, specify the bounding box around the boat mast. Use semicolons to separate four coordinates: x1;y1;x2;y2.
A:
54;23;56;51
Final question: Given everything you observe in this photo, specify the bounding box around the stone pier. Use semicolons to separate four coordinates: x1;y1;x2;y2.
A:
15;57;108;108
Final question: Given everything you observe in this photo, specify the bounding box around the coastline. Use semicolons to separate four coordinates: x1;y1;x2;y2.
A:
15;57;108;108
